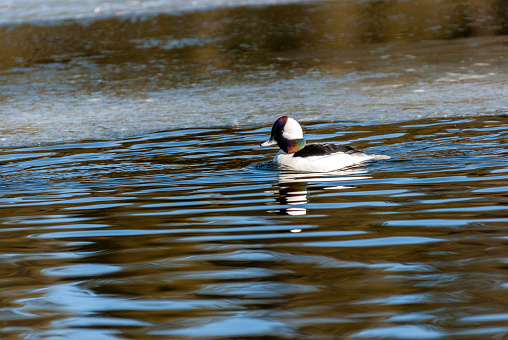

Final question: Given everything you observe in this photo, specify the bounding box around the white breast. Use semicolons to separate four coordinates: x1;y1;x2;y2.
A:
274;151;384;172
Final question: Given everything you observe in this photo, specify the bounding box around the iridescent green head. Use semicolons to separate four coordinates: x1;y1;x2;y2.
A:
261;116;306;154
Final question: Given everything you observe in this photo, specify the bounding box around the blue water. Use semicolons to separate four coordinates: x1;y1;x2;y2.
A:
1;0;508;339
2;116;508;339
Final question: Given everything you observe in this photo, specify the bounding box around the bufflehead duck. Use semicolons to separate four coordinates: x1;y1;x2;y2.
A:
261;116;390;172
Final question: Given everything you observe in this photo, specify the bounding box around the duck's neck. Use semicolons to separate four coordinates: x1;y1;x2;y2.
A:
278;138;306;154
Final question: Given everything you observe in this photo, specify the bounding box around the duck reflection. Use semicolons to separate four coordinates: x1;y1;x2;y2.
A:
277;179;308;216
274;170;371;216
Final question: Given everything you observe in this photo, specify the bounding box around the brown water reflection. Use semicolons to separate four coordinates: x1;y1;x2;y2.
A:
1;1;508;338
1;0;507;71
2;117;508;338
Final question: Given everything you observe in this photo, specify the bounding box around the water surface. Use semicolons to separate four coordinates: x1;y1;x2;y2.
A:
1;1;508;338
2;116;508;339
1;0;507;146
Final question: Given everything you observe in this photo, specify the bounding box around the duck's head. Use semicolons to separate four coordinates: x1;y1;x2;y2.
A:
261;116;306;154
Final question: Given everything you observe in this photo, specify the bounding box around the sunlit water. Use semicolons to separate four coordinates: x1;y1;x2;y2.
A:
1;0;507;146
2;116;508;339
1;0;508;339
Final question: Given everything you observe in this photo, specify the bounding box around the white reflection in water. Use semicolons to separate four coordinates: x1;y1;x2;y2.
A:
276;169;370;215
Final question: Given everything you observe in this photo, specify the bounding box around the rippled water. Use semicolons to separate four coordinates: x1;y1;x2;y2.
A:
1;0;508;338
2;116;508;339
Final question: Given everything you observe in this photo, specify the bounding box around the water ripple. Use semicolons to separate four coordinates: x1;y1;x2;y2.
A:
2;116;508;339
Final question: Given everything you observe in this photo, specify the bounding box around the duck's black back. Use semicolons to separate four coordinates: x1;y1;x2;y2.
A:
293;143;360;158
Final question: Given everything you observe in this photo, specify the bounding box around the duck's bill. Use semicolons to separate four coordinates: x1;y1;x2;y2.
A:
261;138;277;147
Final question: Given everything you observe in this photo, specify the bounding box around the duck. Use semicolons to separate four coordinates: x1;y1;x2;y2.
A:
260;116;390;172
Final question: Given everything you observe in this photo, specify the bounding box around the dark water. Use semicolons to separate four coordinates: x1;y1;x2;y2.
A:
2;116;508;339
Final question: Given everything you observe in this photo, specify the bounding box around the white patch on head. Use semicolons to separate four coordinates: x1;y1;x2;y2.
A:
282;118;304;140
